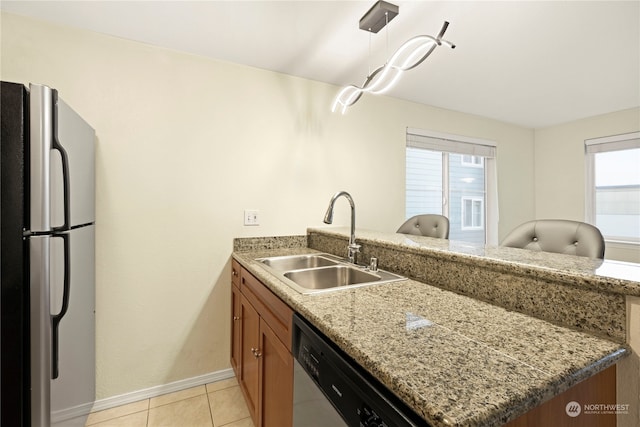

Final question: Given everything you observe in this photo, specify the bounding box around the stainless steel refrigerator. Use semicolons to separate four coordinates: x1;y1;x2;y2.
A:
1;81;96;427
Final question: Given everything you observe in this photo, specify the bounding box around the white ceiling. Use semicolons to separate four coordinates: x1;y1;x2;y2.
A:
2;1;639;128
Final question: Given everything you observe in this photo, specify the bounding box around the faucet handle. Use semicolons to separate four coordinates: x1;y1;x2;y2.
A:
348;243;361;256
347;243;361;264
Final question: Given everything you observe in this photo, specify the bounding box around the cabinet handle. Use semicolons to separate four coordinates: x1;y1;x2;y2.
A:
232;269;238;277
233;316;240;321
250;347;262;358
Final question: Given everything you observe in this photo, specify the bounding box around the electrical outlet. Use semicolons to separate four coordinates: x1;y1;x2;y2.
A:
244;209;260;226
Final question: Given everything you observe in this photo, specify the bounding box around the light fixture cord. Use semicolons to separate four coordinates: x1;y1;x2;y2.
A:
385;11;389;61
368;30;372;76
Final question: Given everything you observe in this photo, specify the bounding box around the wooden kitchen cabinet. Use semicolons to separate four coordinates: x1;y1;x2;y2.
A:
505;364;616;427
240;293;260;422
231;261;293;427
230;261;241;377
259;316;293;427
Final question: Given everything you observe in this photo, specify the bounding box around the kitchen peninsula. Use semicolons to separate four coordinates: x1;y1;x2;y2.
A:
232;228;640;427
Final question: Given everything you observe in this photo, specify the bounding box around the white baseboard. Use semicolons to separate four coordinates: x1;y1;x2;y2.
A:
90;368;235;414
52;401;94;425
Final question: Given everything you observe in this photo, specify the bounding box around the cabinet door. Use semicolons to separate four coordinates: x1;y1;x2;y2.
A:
239;295;260;425
230;284;241;378
259;317;293;427
231;260;240;287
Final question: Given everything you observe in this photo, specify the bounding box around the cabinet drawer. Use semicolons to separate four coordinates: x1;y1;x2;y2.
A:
231;259;241;287
241;268;293;351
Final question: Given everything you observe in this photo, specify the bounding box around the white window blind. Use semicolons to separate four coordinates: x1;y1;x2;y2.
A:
585;132;640;153
407;128;497;158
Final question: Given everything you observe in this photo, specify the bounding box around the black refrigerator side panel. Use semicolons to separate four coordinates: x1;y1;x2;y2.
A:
1;81;30;426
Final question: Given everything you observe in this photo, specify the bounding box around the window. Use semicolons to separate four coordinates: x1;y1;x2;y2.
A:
585;132;640;245
461;155;483;167
406;129;498;244
462;197;484;229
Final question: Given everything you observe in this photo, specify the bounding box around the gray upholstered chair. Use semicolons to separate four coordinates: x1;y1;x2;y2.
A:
397;214;450;239
501;219;605;258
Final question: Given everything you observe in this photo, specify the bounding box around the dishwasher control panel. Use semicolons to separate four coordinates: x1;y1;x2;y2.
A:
297;341;320;382
359;404;388;427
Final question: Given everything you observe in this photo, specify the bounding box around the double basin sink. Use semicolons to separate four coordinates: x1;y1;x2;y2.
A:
255;253;406;295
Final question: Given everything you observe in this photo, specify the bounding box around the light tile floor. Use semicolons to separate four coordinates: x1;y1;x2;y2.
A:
85;377;255;427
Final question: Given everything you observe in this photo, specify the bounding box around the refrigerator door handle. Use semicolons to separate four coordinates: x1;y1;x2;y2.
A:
51;89;71;233
51;233;70;380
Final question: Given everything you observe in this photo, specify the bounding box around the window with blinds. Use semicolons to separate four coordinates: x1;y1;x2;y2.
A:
406;129;498;244
585;132;640;244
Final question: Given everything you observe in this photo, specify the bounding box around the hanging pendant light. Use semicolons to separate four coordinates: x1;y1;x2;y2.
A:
332;1;456;114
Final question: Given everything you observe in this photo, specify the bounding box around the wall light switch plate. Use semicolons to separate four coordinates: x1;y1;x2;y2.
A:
244;209;260;226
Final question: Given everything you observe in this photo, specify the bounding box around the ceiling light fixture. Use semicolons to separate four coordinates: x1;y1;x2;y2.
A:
359;0;398;33
332;1;456;114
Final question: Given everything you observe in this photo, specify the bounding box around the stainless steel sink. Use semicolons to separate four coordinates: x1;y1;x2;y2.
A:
255;253;406;294
258;254;340;272
284;265;380;290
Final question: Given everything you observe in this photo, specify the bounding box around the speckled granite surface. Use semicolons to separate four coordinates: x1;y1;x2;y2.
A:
307;227;640;294
307;227;640;342
233;235;307;251
232;246;629;427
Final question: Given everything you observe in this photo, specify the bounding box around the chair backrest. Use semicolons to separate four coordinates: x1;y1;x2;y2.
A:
501;219;605;258
397;215;450;239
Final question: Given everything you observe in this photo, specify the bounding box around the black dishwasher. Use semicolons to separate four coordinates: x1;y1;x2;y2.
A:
292;313;431;427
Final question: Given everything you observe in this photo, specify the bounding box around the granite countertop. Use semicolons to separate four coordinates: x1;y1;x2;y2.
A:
308;227;640;296
233;247;629;427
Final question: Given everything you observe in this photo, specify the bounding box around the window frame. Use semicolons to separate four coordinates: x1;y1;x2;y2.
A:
461;197;484;230
585;131;640;245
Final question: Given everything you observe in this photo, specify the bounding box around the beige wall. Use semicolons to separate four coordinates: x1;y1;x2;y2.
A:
534;108;640;262
1;12;535;400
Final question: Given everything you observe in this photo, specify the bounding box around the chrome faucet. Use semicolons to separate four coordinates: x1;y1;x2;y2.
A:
323;191;361;264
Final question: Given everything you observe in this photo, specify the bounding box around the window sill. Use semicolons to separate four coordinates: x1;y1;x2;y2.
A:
605;239;640;247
